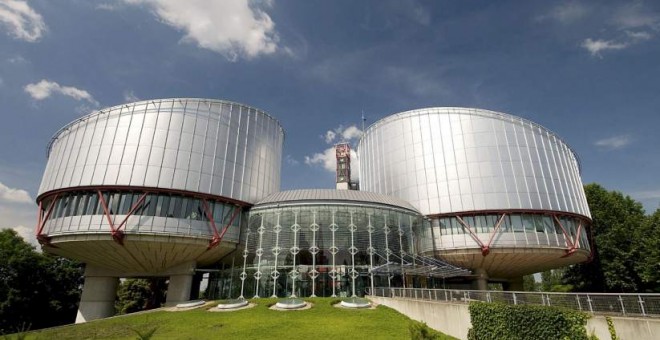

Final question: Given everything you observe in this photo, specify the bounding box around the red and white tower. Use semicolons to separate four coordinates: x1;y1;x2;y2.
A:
335;143;351;190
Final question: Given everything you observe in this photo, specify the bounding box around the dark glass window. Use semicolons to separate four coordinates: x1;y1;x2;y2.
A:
109;193;121;214
213;202;224;224
118;193;134;215
64;194;77;217
144;194;157;216
77;194;89;216
168;196;181;218
157;195;170;217
182;197;192;219
86;193;99;215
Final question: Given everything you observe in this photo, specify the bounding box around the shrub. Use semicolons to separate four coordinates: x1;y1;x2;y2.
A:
606;316;619;340
467;301;590;340
409;321;445;340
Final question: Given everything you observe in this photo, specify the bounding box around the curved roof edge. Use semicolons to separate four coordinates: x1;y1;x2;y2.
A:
359;107;582;173
253;189;421;213
46;98;284;157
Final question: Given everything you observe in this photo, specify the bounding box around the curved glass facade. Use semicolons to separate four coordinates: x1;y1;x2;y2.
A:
416;212;590;255
39;190;244;243
237;201;424;298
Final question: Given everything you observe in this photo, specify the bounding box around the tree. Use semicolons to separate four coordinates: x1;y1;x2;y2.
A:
522;275;539;291
636;208;660;292
562;184;647;292
540;269;572;292
115;278;167;315
0;229;83;333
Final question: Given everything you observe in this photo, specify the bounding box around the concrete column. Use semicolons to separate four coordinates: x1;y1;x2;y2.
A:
473;268;489;291
165;261;196;306
506;277;524;291
76;266;119;323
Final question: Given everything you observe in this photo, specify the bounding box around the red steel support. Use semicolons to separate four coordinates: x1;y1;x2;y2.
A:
482;214;507;256
201;199;219;242
35;194;59;246
96;190;148;245
97;190;115;232
552;215;582;257
455;215;487;255
202;199;241;250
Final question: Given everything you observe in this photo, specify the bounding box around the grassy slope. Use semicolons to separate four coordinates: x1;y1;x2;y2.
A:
25;298;456;340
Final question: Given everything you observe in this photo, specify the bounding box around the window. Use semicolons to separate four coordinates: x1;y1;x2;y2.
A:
168;196;181;218
87;194;99;215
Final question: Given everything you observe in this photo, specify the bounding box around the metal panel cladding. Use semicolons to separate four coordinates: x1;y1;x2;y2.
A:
38;98;284;203
358;107;590;218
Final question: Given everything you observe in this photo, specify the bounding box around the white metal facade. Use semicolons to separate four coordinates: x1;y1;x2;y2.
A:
34;99;284;273
39;98;283;204
358;107;590;218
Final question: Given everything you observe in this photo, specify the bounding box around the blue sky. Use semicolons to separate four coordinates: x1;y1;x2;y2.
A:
1;0;659;244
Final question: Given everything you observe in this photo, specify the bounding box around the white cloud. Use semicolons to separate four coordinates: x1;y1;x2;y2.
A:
581;38;628;57
0;0;46;42
407;2;430;26
124;0;282;61
24;79;99;106
324;130;336;144
7;55;27;63
307;125;363;183
0;196;37;246
322;125;363;144
630;189;660;201
305;147;360;180
594;135;631;150
5;225;36;245
341;125;363;141
123;90;140;103
613;3;660;30
305;147;336;173
384;66;449;98
578;3;659;58
543;3;588;24
96;3;123;11
0;181;32;203
285;154;299;165
626;30;652;41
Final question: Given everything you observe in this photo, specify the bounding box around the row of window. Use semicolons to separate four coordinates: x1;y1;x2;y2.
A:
43;191;242;226
436;214;584;235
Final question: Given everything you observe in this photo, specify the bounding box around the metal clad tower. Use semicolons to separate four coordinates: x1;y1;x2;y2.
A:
358;107;591;289
335;143;351;190
35;98;284;321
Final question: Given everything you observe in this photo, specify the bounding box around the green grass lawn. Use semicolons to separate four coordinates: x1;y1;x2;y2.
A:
23;298;457;340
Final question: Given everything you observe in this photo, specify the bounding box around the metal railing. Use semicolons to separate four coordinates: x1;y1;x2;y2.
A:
368;287;660;317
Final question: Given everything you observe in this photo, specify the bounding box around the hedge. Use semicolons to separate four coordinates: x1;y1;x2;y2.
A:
468;301;592;340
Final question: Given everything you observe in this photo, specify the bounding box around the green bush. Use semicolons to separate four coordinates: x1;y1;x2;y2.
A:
605;316;619;340
467;301;590;340
409;321;449;340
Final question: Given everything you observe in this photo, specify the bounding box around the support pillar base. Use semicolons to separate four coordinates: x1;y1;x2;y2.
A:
75;266;119;323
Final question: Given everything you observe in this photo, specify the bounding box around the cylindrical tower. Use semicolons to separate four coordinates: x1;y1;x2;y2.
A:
358;107;591;285
35;98;284;320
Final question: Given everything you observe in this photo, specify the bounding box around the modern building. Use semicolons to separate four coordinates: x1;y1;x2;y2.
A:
358;107;591;289
35;100;591;322
35;98;284;322
234;189;468;299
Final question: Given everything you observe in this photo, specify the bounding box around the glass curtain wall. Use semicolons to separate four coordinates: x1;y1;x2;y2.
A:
416;213;590;255
237;204;423;298
40;190;243;237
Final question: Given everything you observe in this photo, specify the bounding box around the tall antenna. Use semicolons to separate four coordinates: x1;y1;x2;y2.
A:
361;109;366;133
